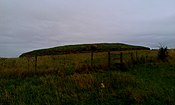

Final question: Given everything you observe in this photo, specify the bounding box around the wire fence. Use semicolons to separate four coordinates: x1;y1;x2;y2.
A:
0;50;153;77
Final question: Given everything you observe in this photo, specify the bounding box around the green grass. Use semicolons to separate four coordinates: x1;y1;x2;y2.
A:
19;43;150;57
1;64;175;105
0;49;175;105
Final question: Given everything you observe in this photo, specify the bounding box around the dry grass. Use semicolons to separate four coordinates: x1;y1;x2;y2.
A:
0;50;159;77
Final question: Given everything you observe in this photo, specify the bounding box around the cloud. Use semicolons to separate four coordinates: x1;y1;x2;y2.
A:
1;0;175;57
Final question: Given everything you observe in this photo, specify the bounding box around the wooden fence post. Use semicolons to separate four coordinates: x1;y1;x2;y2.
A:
35;55;37;71
27;57;30;71
120;52;123;64
0;58;1;69
108;51;111;68
90;45;97;68
130;52;134;65
119;52;124;70
136;51;138;61
91;51;93;67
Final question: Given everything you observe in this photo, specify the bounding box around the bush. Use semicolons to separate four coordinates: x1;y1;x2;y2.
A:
158;46;168;61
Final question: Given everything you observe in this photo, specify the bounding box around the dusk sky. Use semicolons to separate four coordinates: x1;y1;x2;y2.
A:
1;0;175;57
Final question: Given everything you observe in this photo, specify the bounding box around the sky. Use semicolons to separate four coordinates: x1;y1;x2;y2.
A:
0;0;175;57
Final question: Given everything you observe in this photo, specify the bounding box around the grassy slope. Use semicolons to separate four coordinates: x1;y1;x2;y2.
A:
19;43;150;57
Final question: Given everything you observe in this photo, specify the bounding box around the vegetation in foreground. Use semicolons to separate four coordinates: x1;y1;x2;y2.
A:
1;63;175;105
0;47;175;105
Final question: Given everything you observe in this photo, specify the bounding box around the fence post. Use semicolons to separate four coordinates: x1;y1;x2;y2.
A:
108;51;111;68
27;57;30;71
91;51;93;67
0;58;1;70
120;52;126;71
120;52;123;64
130;52;134;65
35;55;37;71
136;51;138;61
90;45;97;68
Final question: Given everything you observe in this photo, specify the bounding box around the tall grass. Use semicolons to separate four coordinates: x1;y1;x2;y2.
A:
1;67;175;104
0;50;175;104
1;51;111;77
0;50;159;77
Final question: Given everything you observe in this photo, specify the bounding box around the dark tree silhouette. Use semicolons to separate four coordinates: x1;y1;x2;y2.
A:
158;45;168;61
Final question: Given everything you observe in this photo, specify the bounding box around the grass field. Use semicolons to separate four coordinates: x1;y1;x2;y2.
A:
0;49;175;105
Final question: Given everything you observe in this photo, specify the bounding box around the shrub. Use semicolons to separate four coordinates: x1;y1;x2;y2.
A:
158;46;168;61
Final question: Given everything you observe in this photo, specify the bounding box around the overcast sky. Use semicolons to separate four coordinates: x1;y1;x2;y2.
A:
1;0;175;57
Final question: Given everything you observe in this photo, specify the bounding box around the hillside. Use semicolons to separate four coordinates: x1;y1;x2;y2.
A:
19;43;150;57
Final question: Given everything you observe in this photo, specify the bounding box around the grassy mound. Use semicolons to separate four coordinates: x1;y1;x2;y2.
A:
19;43;150;57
